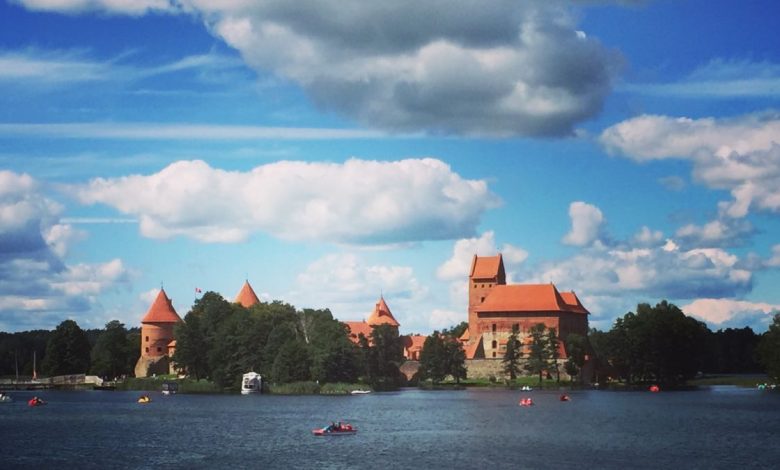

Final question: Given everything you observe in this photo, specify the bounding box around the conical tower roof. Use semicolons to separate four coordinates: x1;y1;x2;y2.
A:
141;289;182;324
367;296;400;327
234;280;260;308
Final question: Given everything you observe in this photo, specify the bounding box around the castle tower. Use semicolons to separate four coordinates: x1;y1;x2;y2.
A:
234;280;260;308
367;296;400;327
134;288;182;377
468;254;506;340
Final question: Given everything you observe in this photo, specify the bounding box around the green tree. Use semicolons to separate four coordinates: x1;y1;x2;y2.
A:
419;332;447;384
563;333;588;383
547;327;561;383
441;322;469;339
524;323;551;384
757;313;780;381
173;311;210;380
502;325;523;380
367;324;404;390
271;340;312;384
90;320;132;379
41;320;91;376
443;338;467;385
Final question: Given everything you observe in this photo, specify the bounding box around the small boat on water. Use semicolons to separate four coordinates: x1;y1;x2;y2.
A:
28;396;46;407
520;385;533;391
137;395;151;404
559;394;570;402
162;381;178;396
1;393;12;403
241;372;262;395
519;397;534;407
350;390;371;395
649;385;660;393
312;422;357;436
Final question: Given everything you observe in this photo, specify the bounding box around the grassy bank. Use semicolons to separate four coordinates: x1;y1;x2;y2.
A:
268;381;373;395
116;376;222;394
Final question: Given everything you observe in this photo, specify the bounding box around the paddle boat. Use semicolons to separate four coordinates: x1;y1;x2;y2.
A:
28;396;46;407
559;394;570;402
350;390;371;395
137;395;152;404
0;392;12;403
519;397;534;407
312;422;357;436
649;385;660;393
520;385;533;391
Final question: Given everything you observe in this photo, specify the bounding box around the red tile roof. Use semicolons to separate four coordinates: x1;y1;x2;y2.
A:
141;289;182;324
345;321;373;343
234;280;260;308
459;329;469;342
402;334;427;351
470;254;504;280
475;284;588;314
367;296;400;327
464;337;483;359
559;291;590;314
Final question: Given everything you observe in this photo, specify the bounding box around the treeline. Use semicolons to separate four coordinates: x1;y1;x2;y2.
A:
590;300;774;386
0;320;139;379
173;292;406;390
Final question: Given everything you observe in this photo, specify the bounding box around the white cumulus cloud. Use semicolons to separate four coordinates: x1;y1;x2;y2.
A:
70;158;499;245
436;231;527;281
682;298;780;330
562;201;605;246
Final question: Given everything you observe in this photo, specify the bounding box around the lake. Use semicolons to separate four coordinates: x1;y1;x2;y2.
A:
1;387;778;469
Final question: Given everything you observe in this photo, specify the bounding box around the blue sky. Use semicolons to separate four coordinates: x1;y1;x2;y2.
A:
2;0;780;334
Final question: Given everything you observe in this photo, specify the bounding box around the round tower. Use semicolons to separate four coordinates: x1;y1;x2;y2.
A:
134;288;182;377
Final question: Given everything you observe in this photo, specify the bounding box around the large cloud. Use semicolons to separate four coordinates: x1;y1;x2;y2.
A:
600;112;780;246
70;158;499;244
288;252;429;331
0;171;132;331
14;0;619;136
682;298;779;331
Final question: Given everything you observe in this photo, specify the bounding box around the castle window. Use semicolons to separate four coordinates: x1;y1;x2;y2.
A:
481;297;485;303
145;336;149;342
514;323;519;331
145;347;149;353
492;352;496;358
492;323;496;333
157;347;162;353
492;340;497;349
474;284;477;288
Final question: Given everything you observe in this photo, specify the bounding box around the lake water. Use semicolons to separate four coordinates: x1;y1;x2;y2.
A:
1;387;778;469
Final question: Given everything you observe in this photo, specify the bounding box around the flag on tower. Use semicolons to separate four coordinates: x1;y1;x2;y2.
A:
195;287;202;294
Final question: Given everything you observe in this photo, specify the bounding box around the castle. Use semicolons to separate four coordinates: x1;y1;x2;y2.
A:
462;254;589;360
134;253;589;378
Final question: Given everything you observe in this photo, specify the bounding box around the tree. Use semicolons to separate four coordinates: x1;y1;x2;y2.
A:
757;313;780;381
524;323;551;384
502;325;523;381
90;321;132;379
41;320;91;376
173;312;210;380
547;327;561;383
367;324;404;390
443;338;467;385
419;332;447;384
564;333;588;383
441;322;469;339
271;340;312;384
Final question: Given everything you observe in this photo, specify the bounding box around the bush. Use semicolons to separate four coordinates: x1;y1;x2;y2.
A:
268;381;320;395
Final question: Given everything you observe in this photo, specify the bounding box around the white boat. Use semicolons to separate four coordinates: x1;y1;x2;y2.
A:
350;390;371;395
0;393;11;403
520;385;533;391
241;372;262;394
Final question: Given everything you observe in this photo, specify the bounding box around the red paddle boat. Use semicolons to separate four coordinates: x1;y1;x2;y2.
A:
312;422;357;436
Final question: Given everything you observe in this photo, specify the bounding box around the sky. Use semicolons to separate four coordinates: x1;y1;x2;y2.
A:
1;0;780;334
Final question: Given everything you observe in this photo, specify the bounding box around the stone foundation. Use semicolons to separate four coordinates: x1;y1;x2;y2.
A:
134;355;170;378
